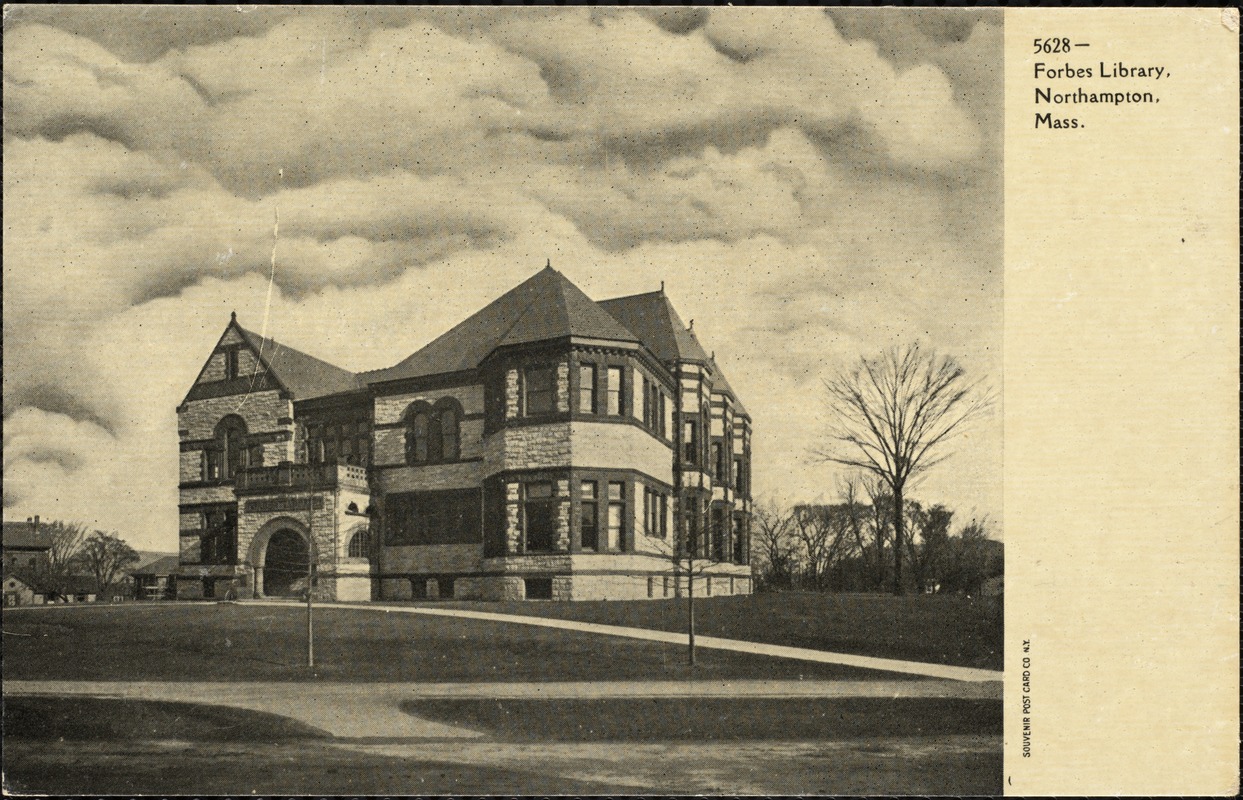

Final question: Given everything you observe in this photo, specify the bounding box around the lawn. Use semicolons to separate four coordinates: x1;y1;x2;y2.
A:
403;696;1002;741
435;591;1004;670
2;698;640;795
1;695;1000;795
1;603;924;683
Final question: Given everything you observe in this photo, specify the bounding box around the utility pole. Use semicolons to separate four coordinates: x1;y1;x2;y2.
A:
307;492;315;669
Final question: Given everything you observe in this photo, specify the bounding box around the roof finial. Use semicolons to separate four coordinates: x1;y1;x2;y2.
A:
688;319;694;331
546;258;551;270
231;310;237;322
660;280;665;293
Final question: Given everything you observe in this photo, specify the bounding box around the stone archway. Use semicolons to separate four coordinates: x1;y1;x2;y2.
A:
263;529;309;597
248;516;311;598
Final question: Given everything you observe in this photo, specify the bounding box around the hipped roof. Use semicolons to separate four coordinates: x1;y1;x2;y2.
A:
362;266;639;384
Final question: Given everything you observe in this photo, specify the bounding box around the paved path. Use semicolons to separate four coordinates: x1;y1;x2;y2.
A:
3;679;1000;740
245;599;1004;682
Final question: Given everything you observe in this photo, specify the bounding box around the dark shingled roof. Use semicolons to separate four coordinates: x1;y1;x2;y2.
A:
2;521;51;551
597;290;710;364
130;555;181;576
708;357;749;417
237;325;361;400
363;266;639;384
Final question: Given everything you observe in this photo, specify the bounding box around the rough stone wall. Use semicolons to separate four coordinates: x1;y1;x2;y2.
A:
380;577;413;600
569;422;672;483
179;390;291;441
454;575;524;601
179;485;236;506
372;384;484;426
505;483;522;553
382;543;482;573
373;419;485;467
555;479;570;550
201;353;227;383
483;424;572;474
236;348;261;376
376;461;482;494
571;573;653;601
179;533;200;563
179;451;204;483
505;369;520;419
555;362;570;413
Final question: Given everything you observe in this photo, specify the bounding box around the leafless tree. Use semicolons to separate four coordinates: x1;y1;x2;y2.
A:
751;499;796;590
816;343;994;595
651;497;733;666
77;531;141;596
791;504;855;591
14;520;89;598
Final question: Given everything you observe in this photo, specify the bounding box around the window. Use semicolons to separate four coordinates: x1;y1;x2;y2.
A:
733;513;746;564
580;481;598;550
606;367;623;416
200;507;238;565
384;489;482;546
439;406;459;461
643;487;666;538
347;530;370;558
712;442;724;483
682;420;698;464
711;507;726;562
210;416;248;480
606;481;625;550
734;456;746;494
578;364;596;413
225;349;239;379
638;376;648;424
409;411;429;463
524;365;555;415
686;497;701;557
524;481;556;552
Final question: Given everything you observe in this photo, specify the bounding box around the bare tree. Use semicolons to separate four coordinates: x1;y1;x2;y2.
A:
14;520;89;598
816;343;994;595
652;497;733;666
791;504;855;591
904;501;953;594
77;531;141;597
751;499;796;590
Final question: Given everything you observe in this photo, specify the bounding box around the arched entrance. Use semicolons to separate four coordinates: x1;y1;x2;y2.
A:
262;528;309;597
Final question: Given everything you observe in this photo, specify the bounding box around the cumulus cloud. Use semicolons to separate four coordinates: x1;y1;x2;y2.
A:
3;8;1002;549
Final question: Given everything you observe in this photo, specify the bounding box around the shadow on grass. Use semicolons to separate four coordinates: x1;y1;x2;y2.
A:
3;696;330;742
401;696;1003;742
2;698;647;795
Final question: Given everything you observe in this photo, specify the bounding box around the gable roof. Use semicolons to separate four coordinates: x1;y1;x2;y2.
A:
236;324;361;400
597;290;710;364
130;555;181;576
363;266;640;384
3;521;51;551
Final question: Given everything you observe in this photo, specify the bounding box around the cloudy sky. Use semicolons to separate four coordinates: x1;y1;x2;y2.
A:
3;7;1002;552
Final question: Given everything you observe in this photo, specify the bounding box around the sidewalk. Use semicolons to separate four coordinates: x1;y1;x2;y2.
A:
3;678;1001;739
245;599;1004;683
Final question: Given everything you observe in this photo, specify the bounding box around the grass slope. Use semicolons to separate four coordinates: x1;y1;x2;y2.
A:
435;592;1004;670
2;604;921;682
